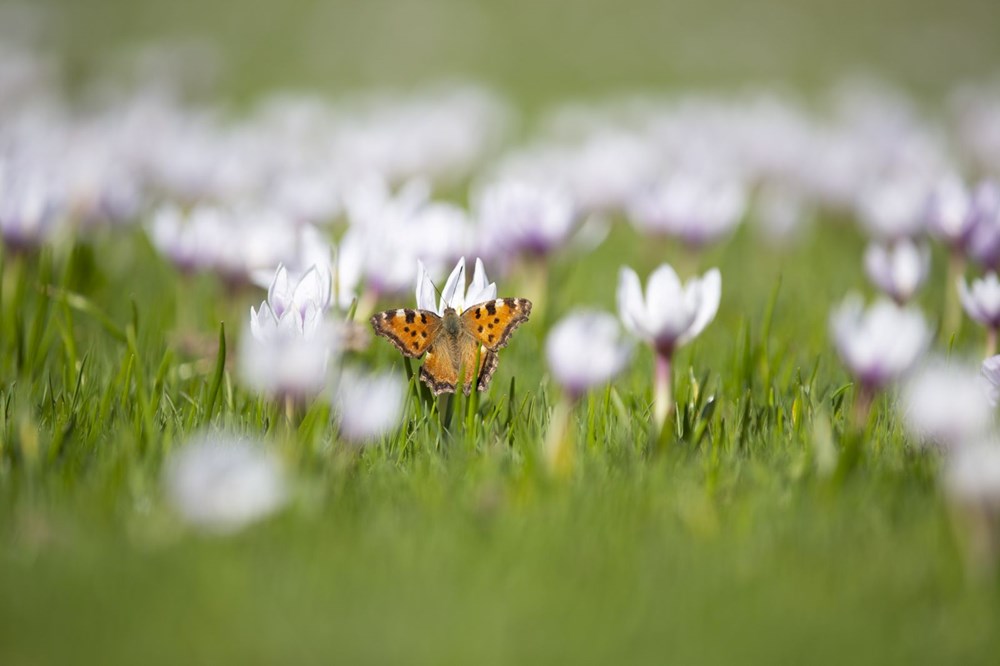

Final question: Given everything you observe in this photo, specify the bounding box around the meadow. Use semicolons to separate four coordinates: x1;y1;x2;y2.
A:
4;1;1000;664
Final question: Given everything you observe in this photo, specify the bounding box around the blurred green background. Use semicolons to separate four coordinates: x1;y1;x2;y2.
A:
31;0;1000;105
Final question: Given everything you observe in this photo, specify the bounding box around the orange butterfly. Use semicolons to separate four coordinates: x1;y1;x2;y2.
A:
371;298;532;395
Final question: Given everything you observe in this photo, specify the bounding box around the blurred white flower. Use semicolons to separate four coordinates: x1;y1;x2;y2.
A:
963;181;1000;270
926;176;974;249
863;239;930;304
945;441;1000;508
752;183;812;243
981;355;1000;407
267;166;341;225
241;264;338;399
830;294;929;391
629;173;746;247
958;272;1000;329
249;224;331;292
164;433;287;534
410;202;479;276
149;203;299;285
241;307;336;399
477;180;576;258
332;231;365;311
334;368;406;444
345;177;433;297
266;263;332;322
856;173;930;241
617;264;721;355
0;167;62;250
901;358;993;451
546;310;631;400
416;257;496;316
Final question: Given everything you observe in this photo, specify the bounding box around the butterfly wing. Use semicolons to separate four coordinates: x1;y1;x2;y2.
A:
419;342;459;395
461;298;532;351
421;339;497;396
370;308;441;358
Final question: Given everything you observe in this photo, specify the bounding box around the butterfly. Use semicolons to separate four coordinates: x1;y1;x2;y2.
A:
370;298;532;395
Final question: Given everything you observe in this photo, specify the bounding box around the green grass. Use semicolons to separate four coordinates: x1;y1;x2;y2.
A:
2;218;999;665
6;1;1000;662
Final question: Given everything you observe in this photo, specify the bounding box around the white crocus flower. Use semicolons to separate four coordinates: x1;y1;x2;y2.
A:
617;265;721;355
334;368;406;444
959;273;1000;329
543;310;631;476
830;294;929;393
617;264;721;429
241;264;338;399
416;257;496;315
250;224;332;291
863;239;930;304
546;310;631;400
477;180;576;258
926;176;975;249
164;433;287;535
267;264;332;323
856;173;931;241
901;358;993;451
628;173;746;247
0;169;63;251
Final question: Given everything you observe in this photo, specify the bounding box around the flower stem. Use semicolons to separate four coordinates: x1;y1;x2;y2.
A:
543;395;576;477
835;385;874;483
944;250;965;344
987;327;998;358
849;385;874;433
653;352;674;432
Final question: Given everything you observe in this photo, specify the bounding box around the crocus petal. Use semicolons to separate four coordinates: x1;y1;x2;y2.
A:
439;257;466;312
616;266;647;338
645;263;695;342
465;257;497;306
678;268;721;346
291;266;326;313
268;264;291;317
959;277;986;324
415;260;439;313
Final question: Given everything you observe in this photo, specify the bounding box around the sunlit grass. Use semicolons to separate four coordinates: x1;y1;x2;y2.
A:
1;218;998;664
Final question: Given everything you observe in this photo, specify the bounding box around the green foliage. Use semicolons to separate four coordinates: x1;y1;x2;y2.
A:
0;219;996;664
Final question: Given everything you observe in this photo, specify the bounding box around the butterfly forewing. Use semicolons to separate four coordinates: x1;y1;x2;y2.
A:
461;298;532;351
370;308;441;358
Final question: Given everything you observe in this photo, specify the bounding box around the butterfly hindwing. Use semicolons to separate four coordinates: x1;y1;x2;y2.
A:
370;308;440;358
461;298;532;351
421;338;495;396
419;342;458;395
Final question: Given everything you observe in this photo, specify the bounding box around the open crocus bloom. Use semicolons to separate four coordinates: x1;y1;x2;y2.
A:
334;368;406;445
863;239;930;304
959;272;1000;328
267;264;332;323
546;310;631;399
901;358;993;450
829;294;929;391
164;433;287;535
617;264;721;356
416;257;496;315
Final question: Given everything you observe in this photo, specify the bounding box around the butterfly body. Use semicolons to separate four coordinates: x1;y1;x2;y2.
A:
371;298;532;396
